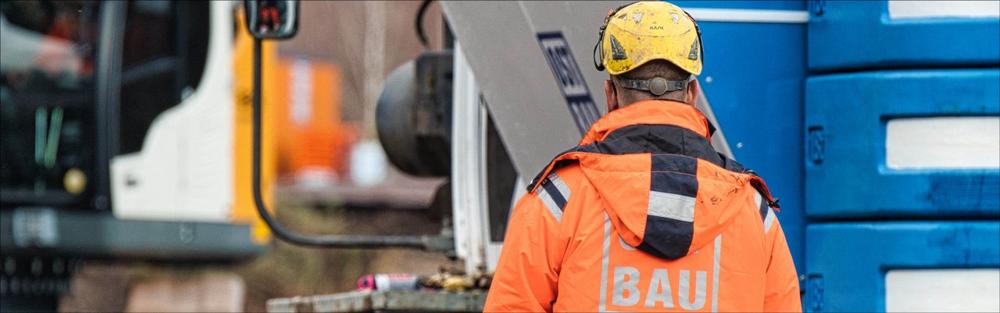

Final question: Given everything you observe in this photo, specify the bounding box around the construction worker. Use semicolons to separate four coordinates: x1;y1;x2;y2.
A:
484;2;800;312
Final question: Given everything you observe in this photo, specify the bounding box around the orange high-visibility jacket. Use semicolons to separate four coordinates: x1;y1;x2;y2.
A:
485;100;800;312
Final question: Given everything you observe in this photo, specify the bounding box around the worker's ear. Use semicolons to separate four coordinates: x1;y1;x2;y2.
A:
685;78;700;105
604;79;619;112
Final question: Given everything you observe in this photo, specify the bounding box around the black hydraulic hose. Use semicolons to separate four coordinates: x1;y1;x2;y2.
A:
415;0;433;49
251;39;439;249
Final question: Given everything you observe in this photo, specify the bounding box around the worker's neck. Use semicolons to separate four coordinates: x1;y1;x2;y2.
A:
585;99;712;144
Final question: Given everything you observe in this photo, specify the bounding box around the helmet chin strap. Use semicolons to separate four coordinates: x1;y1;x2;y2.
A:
615;76;690;96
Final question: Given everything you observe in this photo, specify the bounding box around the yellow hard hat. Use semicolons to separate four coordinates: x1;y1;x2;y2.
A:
594;1;703;76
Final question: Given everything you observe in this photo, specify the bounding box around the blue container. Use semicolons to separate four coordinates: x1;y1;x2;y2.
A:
674;0;808;272
809;0;1000;72
805;69;1000;219
804;221;1000;312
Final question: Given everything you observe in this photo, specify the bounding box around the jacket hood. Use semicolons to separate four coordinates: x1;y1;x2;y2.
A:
530;101;777;260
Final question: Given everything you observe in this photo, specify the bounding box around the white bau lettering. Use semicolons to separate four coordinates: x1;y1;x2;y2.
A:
612;266;641;306
645;269;673;308
611;266;708;310
679;270;707;310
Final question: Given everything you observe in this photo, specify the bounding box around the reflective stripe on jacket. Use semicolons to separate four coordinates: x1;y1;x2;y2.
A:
484;100;801;312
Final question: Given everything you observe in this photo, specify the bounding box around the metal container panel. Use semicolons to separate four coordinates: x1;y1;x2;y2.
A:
805;69;1000;219
804;221;1000;312
808;1;1000;72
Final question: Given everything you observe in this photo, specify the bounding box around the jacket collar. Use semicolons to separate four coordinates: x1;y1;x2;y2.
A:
580;100;713;146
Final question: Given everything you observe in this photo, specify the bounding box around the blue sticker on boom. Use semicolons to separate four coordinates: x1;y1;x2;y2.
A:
537;32;601;134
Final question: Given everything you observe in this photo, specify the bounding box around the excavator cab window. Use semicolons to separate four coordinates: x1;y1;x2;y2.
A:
0;0;101;207
118;0;209;154
0;0;210;208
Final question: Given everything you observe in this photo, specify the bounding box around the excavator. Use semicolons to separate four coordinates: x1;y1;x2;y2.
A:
1;1;278;310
